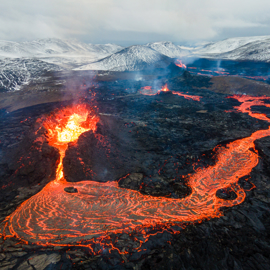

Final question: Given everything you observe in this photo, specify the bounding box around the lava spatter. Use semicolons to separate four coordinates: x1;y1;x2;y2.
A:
1;95;270;254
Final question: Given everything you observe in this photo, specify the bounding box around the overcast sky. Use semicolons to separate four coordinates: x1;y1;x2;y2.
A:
1;0;270;46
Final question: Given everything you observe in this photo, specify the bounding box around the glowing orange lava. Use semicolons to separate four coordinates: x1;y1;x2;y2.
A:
42;104;99;182
175;59;187;69
140;85;201;101
214;71;230;75
171;91;201;102
1;95;270;254
161;84;170;92
139;86;155;96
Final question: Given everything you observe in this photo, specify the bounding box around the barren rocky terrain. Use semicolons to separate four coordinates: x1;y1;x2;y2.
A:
0;66;270;269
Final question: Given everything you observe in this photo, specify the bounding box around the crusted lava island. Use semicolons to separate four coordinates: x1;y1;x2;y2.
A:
1;65;270;269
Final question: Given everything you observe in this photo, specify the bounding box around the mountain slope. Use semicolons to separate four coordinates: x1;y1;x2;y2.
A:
0;58;63;92
201;38;270;62
0;38;124;91
195;36;270;62
197;36;270;54
75;45;174;71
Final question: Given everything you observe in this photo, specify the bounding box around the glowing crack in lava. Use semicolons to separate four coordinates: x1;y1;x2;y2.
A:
1;95;270;253
140;84;201;101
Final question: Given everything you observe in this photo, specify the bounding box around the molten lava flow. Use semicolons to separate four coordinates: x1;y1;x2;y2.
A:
228;95;270;121
139;86;156;96
1;95;270;253
171;91;201;102
175;59;187;69
140;84;201;101
42;104;99;182
214;71;230;75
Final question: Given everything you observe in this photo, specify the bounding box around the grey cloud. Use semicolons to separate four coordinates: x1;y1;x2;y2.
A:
1;0;270;45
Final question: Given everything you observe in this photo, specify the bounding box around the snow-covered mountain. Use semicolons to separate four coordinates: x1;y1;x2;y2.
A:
1;35;270;92
144;36;270;63
217;38;270;62
0;58;63;92
75;45;174;71
195;36;270;62
197;36;270;54
0;38;124;91
146;41;192;58
0;38;123;59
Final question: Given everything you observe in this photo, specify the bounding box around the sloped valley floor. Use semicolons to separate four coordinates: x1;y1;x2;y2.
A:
0;66;270;270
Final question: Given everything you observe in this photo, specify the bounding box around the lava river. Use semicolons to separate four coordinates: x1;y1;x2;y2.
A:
1;95;270;252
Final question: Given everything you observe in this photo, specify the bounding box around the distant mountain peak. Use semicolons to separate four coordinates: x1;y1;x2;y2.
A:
75;44;173;72
146;41;191;58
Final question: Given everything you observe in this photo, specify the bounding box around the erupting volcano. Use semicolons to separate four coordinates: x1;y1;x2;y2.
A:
175;59;187;69
1;93;270;255
42;104;99;183
160;84;170;92
140;84;201;101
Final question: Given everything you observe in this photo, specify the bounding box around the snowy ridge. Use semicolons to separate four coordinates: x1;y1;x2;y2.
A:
1;36;270;91
0;38;123;58
146;41;191;58
195;36;270;62
75;45;173;71
197;36;270;54
223;38;270;62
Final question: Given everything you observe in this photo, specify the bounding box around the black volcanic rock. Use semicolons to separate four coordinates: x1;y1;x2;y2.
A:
173;182;192;198
170;70;213;88
139;176;172;197
216;187;237;200
63;116;141;182
64;187;78;193
166;62;185;77
118;173;143;190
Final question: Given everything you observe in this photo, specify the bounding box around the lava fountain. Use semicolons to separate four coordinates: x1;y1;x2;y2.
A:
42;104;99;182
160;84;170;92
1;95;270;253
